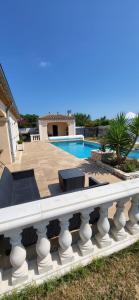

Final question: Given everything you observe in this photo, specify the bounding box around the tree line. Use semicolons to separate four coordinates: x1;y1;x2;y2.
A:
18;113;110;128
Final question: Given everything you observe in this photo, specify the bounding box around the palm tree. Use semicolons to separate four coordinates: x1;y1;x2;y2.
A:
105;113;133;165
124;113;139;160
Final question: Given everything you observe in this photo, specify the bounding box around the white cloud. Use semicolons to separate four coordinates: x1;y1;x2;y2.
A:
39;61;51;68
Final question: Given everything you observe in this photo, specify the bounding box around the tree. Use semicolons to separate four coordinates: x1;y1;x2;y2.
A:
18;114;39;128
125;113;139;159
93;116;110;126
105;113;139;165
74;113;91;126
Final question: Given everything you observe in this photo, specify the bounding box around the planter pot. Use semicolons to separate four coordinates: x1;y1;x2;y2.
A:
91;150;114;162
17;143;24;151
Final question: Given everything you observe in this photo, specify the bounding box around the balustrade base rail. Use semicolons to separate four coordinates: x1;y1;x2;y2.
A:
1;230;139;295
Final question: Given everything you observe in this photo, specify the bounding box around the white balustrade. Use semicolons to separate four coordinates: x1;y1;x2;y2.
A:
1;179;139;294
0;269;2;282
78;208;94;255
95;203;112;248
5;229;28;286
58;215;74;264
30;134;40;142
111;198;128;241
126;195;139;234
35;222;53;274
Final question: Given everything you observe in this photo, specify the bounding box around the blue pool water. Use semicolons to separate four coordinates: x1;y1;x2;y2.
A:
52;141;139;160
128;149;139;159
52;141;101;158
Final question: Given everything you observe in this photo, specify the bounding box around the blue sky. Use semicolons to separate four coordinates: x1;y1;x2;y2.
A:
0;0;139;119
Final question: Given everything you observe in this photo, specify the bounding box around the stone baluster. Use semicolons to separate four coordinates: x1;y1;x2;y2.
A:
0;269;2;282
126;195;139;234
35;222;53;274
111;198;128;241
5;229;28;285
78;208;94;255
59;215;74;264
95;203;112;248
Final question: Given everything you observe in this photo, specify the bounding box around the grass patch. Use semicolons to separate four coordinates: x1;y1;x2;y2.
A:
2;241;139;300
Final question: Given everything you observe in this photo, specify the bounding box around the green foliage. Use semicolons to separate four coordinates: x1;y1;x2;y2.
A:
18;114;39;128
74;113;111;127
74;113;91;126
120;159;139;173
93;116;110;126
105;113;139;164
17;139;23;144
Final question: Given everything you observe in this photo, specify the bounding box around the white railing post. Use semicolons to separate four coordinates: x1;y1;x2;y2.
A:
111;198;128;241
95;203;112;248
35;222;53;274
58;215;74;264
126;195;139;234
5;229;28;285
78;208;94;255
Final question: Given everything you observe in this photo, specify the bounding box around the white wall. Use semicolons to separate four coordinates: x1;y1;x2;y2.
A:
8;111;19;160
0;99;19;162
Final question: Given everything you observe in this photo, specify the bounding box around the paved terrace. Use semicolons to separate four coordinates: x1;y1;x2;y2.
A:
9;141;120;199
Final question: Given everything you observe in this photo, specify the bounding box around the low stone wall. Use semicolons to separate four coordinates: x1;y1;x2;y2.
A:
96;160;139;180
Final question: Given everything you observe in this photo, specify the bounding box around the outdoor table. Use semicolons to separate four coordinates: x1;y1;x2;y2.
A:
58;168;85;192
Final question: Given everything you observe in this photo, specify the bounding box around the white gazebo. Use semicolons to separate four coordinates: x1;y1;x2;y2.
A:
38;114;76;141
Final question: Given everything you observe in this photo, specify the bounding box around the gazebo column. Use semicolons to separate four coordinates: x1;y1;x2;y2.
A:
68;121;75;136
39;120;48;141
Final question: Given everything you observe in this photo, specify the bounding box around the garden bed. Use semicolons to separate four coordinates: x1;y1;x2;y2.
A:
96;160;139;180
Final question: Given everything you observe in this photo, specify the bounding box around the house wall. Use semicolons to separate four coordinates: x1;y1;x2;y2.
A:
0;99;19;164
8;111;19;160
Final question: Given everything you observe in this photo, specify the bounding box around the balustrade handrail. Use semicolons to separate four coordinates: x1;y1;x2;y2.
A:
30;134;40;136
0;178;139;234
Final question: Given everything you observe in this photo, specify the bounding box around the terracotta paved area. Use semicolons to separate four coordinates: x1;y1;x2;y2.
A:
9;141;120;199
8;142;131;219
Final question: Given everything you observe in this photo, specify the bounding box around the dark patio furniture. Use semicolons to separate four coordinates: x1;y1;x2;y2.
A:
0;167;40;209
58;168;85;192
89;177;109;188
0;166;40;256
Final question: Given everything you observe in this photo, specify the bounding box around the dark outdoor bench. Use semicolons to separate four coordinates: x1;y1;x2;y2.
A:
89;177;109;188
0;167;40;258
0;167;109;266
0;167;40;209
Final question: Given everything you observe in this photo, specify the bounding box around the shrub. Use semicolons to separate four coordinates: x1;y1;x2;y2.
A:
120;159;139;173
17;139;23;144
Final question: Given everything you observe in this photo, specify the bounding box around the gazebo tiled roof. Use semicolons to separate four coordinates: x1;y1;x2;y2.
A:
39;114;75;121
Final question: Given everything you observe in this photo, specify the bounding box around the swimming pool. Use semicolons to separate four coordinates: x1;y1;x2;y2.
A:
52;141;139;160
52;141;100;158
